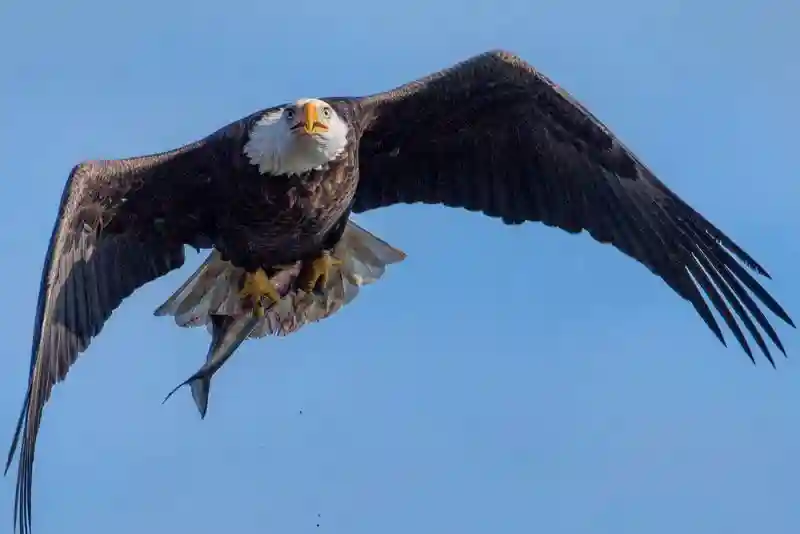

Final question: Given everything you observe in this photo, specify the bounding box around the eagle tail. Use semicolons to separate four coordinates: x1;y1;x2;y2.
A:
338;219;407;286
152;248;234;325
249;220;407;338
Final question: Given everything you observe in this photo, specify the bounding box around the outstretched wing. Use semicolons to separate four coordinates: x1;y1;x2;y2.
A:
352;49;794;361
5;115;256;534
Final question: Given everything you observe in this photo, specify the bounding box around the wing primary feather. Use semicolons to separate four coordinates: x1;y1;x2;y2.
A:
608;175;733;348
681;264;729;348
682;221;788;358
695;226;794;328
625;183;759;358
643;195;735;348
649;179;771;278
696;250;775;360
692;244;769;363
710;260;787;354
655;204;765;360
724;273;786;355
616;183;729;347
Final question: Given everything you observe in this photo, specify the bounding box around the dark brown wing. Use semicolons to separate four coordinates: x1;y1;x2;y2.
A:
5;112;260;534
352;49;794;362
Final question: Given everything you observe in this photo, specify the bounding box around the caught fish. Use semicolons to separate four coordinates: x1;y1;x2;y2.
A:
157;220;406;417
159;263;303;417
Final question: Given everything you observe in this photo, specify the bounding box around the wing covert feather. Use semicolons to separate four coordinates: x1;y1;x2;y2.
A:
353;50;794;360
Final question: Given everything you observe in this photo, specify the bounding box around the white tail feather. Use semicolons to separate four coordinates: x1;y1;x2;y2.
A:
153;220;406;338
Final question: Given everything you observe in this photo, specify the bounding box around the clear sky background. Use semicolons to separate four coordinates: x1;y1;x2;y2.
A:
0;1;798;533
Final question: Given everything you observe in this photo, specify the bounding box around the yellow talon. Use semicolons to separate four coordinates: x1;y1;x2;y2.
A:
297;251;342;293
239;268;281;317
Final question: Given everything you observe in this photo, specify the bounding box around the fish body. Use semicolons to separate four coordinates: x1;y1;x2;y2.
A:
156;220;406;417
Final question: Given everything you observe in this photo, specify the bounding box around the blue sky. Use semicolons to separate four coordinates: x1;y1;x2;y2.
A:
0;1;798;533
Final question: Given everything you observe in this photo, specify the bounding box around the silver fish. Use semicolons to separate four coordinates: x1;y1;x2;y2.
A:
157;220;406;417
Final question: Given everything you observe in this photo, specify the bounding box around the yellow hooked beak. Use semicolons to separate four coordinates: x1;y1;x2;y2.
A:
300;102;328;135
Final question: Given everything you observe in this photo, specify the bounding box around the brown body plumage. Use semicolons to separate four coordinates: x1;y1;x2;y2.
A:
87;102;363;271
211;103;363;268
7;50;795;534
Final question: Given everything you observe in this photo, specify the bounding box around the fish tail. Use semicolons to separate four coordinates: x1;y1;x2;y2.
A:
189;377;211;419
162;314;260;415
186;314;229;418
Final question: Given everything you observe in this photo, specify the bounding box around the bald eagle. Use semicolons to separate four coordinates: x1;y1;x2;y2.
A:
6;50;794;534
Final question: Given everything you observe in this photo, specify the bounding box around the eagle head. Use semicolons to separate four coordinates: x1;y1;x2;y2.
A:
243;98;349;176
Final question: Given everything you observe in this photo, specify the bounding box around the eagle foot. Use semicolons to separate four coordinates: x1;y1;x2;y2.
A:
238;268;281;318
297;250;342;293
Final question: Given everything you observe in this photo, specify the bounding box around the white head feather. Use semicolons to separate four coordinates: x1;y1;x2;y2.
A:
243;98;350;176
